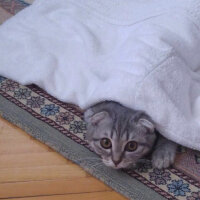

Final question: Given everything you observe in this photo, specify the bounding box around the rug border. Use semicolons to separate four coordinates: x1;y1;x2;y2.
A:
28;85;200;189
0;94;167;200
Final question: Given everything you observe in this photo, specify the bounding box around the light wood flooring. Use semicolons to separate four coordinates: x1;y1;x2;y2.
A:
0;116;127;200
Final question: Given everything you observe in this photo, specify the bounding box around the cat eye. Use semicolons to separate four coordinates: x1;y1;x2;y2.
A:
100;138;112;149
125;141;138;152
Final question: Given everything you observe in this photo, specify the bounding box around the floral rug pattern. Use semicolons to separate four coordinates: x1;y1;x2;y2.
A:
0;76;200;200
0;1;200;199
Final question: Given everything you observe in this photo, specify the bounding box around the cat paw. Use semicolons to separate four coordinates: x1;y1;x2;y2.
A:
152;149;175;169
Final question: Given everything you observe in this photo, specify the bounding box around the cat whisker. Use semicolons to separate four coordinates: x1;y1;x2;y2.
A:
102;160;110;165
90;162;104;168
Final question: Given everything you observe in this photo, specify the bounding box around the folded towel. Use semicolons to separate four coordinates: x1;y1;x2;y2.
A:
1;0;200;150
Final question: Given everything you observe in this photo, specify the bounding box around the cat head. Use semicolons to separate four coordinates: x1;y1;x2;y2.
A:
84;102;157;169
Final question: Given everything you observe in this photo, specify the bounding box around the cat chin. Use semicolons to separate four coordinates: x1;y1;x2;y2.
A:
102;159;133;169
109;163;132;170
110;165;122;170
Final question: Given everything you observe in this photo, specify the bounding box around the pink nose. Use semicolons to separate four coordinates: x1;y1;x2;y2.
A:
112;159;121;166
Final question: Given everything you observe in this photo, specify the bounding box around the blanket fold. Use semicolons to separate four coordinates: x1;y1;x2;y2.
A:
1;0;200;150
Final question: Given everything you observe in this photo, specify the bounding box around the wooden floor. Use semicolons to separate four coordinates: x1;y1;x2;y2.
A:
0;116;126;200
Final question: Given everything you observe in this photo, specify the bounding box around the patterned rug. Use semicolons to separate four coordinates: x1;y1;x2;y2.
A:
0;1;200;200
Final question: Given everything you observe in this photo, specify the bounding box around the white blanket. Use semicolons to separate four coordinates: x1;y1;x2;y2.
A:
1;0;200;150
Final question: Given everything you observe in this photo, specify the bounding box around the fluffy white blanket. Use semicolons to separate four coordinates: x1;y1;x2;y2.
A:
1;0;200;150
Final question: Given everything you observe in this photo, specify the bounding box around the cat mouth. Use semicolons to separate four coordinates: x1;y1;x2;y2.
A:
111;165;122;169
110;164;131;169
102;159;133;169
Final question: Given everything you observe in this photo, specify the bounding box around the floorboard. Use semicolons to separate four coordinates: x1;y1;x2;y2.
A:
0;116;126;200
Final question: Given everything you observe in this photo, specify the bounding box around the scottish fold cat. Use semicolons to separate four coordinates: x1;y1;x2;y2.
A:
84;101;177;169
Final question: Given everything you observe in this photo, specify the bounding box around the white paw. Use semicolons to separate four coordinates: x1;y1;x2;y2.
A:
152;149;175;169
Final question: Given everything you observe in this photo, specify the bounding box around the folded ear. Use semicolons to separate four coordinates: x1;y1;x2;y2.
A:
84;109;109;126
138;118;155;133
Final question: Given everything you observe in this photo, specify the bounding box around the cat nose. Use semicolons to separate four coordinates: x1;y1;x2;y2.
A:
112;159;121;166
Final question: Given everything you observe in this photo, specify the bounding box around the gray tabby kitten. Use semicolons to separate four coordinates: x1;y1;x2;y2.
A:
84;101;177;169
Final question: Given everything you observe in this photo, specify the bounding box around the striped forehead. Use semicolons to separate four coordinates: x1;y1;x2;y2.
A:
110;118;130;140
